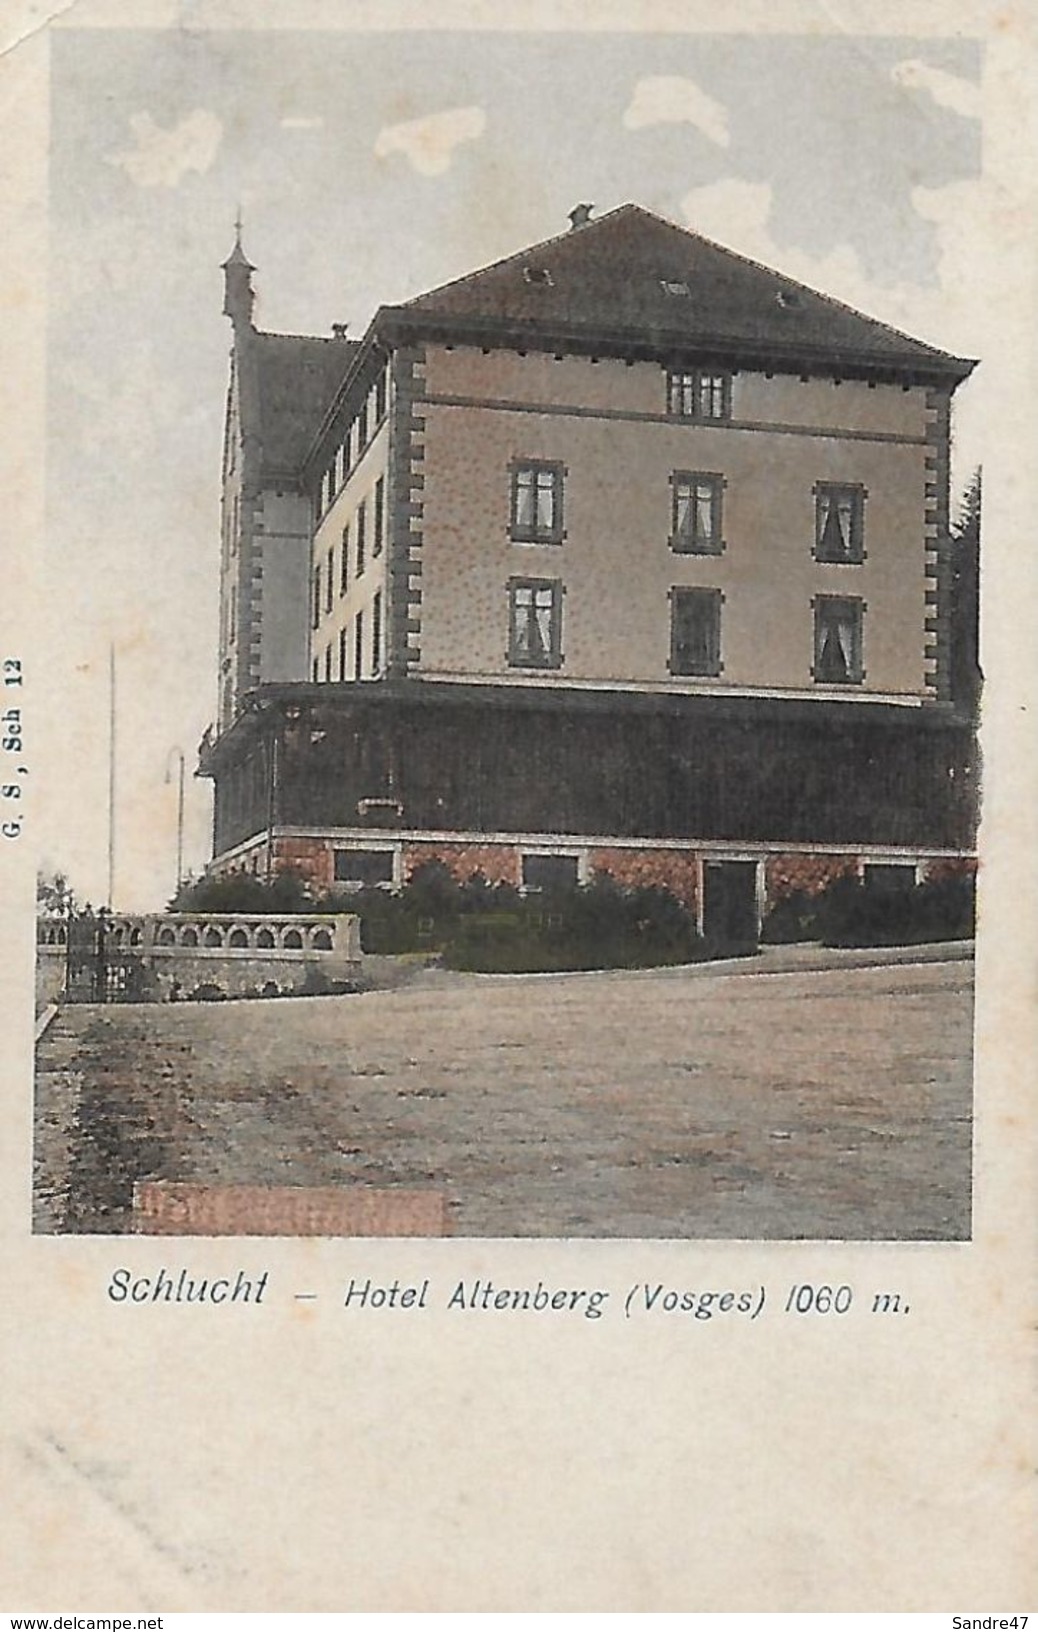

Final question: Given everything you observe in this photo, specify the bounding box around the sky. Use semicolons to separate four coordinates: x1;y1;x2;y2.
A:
39;24;985;911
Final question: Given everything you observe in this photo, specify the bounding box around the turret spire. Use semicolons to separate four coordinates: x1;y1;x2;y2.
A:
222;209;255;328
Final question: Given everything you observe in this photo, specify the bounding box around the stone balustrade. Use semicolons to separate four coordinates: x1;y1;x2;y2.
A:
36;911;361;1002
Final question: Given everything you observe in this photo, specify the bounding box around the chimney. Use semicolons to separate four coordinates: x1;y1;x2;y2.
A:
331;323;350;340
568;202;594;231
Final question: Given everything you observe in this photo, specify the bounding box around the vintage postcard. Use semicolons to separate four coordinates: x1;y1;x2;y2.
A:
1;0;1035;1612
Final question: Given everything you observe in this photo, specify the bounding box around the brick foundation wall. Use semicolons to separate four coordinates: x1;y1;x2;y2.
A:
212;836;337;890
765;853;858;902
403;841;521;887
209;832;975;912
921;855;978;883
588;847;699;909
207;839;261;879
273;836;334;889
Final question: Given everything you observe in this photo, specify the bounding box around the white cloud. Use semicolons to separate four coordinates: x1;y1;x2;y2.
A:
374;105;486;177
623;76;730;148
680;177;773;260
681;177;867;314
106;109;223;188
891;60;982;122
680;175;998;486
680;175;990;358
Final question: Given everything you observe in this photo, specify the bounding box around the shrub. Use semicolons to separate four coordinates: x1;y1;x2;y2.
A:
404;860;465;918
341;886;434;954
761;888;817;944
817;872;975;947
329;868;525;953
187;981;227;1002
761;872;976;949
443;874;704;973
171;868;310;915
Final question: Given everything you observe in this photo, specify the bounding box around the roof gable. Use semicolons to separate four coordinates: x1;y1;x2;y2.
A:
253;331;360;476
397;204;971;377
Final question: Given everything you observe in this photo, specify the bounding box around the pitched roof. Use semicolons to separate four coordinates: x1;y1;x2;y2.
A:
252;331;360;475
395;203;972;378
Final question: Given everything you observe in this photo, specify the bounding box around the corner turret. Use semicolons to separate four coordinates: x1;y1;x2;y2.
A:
222;214;255;330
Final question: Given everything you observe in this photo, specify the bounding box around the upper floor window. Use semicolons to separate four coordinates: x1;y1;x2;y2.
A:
671;471;725;555
372;590;383;675
356;500;367;577
813;595;864;685
667;368;731;421
325;545;334;614
325;464;337;510
338;625;348;682
340;524;350;595
375;369;387;424
373;476;385;558
508;577;563;669
510;460;565;544
670;586;723;678
814;482;866;564
311;563;322;630
354;609;364;680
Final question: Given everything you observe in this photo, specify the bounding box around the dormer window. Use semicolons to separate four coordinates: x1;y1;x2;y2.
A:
661;279;691;297
666;368;732;422
776;288;802;310
523;266;553;287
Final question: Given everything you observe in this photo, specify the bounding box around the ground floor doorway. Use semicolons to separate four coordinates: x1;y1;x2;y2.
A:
702;860;760;953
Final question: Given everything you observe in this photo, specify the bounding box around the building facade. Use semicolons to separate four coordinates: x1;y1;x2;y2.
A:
199;205;979;942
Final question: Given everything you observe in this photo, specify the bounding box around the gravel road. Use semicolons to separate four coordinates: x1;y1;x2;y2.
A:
34;951;973;1239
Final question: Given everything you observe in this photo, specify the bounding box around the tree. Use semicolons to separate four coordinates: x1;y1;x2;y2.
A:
36;870;77;915
950;467;982;713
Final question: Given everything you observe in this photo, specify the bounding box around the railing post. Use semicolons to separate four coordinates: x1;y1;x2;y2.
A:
64;900;73;998
95;906;108;1003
